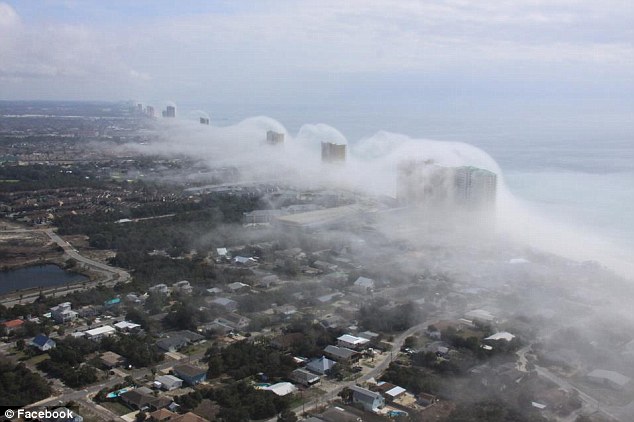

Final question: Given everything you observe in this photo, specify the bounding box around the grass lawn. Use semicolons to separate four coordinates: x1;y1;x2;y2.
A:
26;353;50;365
100;401;133;416
182;341;210;355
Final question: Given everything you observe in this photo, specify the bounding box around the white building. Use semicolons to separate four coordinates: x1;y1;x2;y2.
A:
337;334;370;350
84;325;116;341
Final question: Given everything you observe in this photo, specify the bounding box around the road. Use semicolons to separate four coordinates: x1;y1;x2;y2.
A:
0;227;130;307
29;351;208;421
267;320;432;421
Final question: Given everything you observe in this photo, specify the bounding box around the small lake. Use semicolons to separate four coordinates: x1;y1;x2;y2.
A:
0;264;88;294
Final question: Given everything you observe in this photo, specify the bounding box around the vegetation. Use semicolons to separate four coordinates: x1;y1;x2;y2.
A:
0;361;51;406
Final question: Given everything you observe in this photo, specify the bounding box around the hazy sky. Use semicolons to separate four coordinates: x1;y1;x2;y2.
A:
0;0;632;106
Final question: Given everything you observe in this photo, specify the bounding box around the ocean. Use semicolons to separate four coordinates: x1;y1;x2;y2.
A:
177;100;634;257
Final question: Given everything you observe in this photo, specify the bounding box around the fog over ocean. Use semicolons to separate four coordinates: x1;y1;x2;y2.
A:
176;100;634;257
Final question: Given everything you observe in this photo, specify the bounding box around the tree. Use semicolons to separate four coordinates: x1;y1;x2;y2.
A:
135;411;147;422
277;409;297;422
16;339;25;351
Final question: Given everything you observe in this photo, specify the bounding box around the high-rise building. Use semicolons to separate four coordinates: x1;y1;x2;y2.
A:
162;106;176;118
321;142;346;163
453;166;497;210
266;130;284;145
145;106;155;118
200;117;210;125
397;160;496;212
137;103;143;112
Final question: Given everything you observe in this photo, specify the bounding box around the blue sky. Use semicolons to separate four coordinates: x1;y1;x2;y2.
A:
0;0;632;107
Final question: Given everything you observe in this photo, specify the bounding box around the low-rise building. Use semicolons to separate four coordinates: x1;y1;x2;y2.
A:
324;345;360;363
306;356;336;375
208;297;238;312
149;284;170;295
350;385;385;412
31;334;56;352
353;276;375;293
214;313;250;331
173;364;207;385
84;325;116;341
50;302;78;323
337;334;370;350
156;374;184;391
173;280;193;295
290;368;320;386
100;351;126;368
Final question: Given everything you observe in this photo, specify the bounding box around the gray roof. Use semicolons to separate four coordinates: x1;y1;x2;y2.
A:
324;345;358;360
350;385;383;402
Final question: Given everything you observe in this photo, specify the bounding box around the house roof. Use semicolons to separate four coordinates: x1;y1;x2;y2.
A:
306;356;336;374
148;409;177;421
324;345;358;359
354;276;374;288
156;337;189;351
172;412;209;422
101;351;125;365
174;364;207;378
385;386;406;398
210;297;237;307
484;332;515;342
291;368;320;383
32;334;53;347
120;388;154;407
157;375;182;385
85;325;116;336
264;382;297;396
114;321;141;330
338;334;369;346
3;319;24;328
350;385;383;402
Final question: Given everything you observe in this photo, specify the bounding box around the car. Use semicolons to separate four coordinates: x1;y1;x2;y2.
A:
352;366;363;372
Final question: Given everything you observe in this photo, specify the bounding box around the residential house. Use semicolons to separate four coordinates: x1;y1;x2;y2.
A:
156;330;204;353
208;297;238;312
173;364;207;385
148;409;177;422
100;351;126;368
114;321;142;333
50;302;78;323
31;334;56;352
290;368;320;386
120;387;156;410
464;309;496;324
227;282;250;293
149;284;170;295
84;325;116;341
262;382;297;397
214;313;250;331
275;304;297;317
349;385;385;412
324;345;360;363
337;334;370;350
156;374;183;391
233;256;257;266
205;287;223;295
2;318;24;332
306;356;336;375
172;412;210;422
173;280;193;295
353;277;375;293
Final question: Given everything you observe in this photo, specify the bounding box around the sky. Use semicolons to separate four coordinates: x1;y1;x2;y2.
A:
0;0;632;106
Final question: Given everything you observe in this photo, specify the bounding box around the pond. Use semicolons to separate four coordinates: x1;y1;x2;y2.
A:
0;264;88;294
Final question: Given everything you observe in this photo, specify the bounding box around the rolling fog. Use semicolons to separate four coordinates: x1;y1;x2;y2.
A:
129;115;634;280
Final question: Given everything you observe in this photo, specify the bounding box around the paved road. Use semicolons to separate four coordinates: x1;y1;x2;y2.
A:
0;227;130;307
267;320;432;421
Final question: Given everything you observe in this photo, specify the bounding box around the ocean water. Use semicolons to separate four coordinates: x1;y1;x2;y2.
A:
178;100;634;254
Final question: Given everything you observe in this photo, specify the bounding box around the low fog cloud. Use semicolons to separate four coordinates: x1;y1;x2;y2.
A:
128;115;634;279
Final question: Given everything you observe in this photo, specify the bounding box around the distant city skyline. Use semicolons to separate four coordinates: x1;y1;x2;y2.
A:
0;0;631;111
